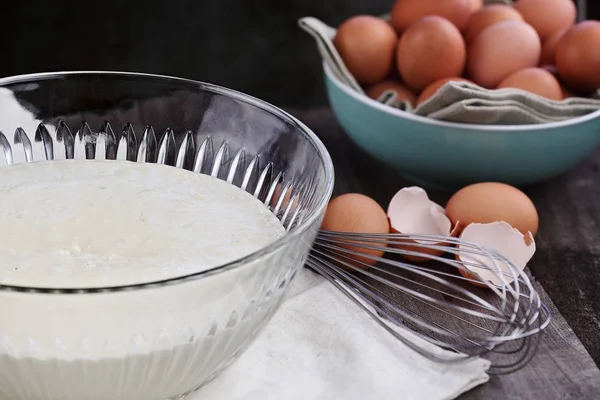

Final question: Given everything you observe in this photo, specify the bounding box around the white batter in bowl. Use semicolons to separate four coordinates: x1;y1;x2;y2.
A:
0;160;290;400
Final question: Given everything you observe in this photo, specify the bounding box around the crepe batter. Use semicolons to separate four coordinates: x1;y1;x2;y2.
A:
0;160;286;400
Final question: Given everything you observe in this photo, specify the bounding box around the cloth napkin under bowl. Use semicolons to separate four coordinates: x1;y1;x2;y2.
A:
192;268;490;400
299;16;600;125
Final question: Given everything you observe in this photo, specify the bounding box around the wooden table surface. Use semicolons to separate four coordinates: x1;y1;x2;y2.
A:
291;108;600;400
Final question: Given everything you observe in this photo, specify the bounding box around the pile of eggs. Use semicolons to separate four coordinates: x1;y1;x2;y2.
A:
321;182;539;286
333;0;600;106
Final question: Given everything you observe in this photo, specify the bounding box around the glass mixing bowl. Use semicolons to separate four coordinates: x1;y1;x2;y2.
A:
0;72;334;400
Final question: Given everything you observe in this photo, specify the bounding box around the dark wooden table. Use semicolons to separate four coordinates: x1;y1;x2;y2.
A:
291;108;600;400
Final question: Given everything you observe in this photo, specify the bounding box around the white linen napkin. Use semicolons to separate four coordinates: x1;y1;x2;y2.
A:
192;268;490;400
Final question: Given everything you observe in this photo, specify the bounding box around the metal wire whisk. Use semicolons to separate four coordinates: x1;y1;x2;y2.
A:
306;230;551;375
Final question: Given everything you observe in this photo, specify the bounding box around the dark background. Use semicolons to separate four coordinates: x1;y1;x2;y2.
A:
1;0;596;109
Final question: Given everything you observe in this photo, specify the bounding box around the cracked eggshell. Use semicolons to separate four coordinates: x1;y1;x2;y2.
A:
457;221;536;287
387;187;459;262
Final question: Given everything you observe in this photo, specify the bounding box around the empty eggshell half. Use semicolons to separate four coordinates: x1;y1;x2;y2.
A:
457;221;536;287
387;187;458;262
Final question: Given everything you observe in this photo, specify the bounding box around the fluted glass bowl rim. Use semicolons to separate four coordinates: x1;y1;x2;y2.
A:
0;71;335;294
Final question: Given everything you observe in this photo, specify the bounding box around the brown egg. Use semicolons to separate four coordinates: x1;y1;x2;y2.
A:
333;16;398;85
445;182;539;236
365;80;417;106
497;68;562;101
545;66;582;99
464;4;524;43
540;64;558;75
468;0;483;13
513;0;576;40
467;20;541;88
540;29;568;66
397;16;467;92
540;65;580;99
556;21;600;93
560;83;578;99
390;0;473;32
321;193;389;267
417;77;473;106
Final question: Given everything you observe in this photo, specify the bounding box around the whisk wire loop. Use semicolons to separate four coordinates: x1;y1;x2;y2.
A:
308;230;551;374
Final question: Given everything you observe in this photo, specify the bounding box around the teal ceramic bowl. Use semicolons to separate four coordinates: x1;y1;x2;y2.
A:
323;63;600;190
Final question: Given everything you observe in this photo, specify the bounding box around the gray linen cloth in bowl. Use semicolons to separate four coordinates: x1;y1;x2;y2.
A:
414;82;600;125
